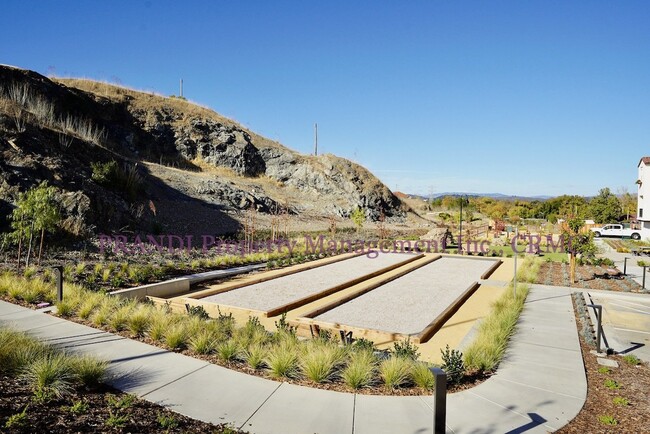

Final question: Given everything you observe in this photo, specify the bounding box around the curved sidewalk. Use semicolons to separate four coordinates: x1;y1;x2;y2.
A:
0;285;585;433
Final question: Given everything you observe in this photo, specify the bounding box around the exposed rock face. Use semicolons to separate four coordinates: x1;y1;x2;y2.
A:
0;65;406;239
173;120;266;177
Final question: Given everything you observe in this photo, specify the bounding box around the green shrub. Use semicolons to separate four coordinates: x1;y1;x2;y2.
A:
77;293;103;319
107;304;132;332
68;400;89;415
604;379;620;390
440;345;465;385
622;354;640;365
0;329;50;374
613;396;629;406
342;350;376;389
392;339;420;360
157;412;179;429
597;415;618;426
105;410;129;428
148;311;171;342
379;357;412;389
4;406;28;428
597;366;610;374
411;362;435;389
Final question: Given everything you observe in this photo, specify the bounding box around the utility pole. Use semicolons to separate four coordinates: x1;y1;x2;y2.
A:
180;79;183;98
314;123;318;156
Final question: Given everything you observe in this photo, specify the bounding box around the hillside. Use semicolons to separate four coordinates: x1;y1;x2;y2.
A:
0;65;406;239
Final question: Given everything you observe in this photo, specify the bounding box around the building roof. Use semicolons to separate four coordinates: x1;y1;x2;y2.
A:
639;157;650;167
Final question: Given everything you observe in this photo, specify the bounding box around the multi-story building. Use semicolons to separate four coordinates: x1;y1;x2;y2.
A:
637;157;650;239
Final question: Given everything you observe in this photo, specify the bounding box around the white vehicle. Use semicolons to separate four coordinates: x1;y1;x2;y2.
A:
590;223;641;240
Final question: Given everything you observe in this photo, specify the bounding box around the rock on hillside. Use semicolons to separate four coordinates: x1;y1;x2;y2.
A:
0;65;405;237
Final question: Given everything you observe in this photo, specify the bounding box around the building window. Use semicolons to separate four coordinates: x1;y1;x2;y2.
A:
640;209;644;218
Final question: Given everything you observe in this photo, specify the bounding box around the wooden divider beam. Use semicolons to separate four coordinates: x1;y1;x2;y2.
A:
416;281;481;343
481;260;503;280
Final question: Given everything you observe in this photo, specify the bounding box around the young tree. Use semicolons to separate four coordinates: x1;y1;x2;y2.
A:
11;182;61;266
562;217;597;284
350;207;366;234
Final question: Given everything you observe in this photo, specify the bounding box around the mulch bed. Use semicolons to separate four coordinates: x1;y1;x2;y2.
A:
557;298;650;432
536;262;645;292
0;376;240;433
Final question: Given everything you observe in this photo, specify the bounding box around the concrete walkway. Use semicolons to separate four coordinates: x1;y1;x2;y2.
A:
0;285;586;433
596;239;648;287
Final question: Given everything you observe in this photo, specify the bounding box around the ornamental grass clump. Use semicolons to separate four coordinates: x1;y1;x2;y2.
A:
216;340;240;362
21;353;75;401
126;306;152;337
300;343;347;384
411;362;436;390
341;349;376;389
265;342;299;379
244;343;268;370
189;329;218;355
71;355;108;387
380;356;413;389
164;323;188;350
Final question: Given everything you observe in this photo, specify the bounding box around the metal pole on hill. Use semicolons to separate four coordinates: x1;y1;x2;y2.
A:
459;197;463;254
314;123;318;156
180;79;183;98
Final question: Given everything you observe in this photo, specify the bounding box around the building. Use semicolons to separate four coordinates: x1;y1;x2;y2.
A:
636;157;650;239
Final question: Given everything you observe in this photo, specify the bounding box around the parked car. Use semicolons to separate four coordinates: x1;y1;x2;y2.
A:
590;223;641;240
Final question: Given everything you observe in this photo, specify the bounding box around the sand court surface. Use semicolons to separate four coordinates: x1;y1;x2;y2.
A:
312;256;499;335
199;253;417;312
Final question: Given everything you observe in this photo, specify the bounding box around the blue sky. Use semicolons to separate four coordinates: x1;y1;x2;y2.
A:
2;1;649;196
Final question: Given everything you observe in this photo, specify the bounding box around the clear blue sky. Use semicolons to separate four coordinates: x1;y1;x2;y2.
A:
2;1;649;197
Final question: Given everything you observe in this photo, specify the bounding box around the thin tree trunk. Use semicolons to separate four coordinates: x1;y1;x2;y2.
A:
25;220;34;268
37;227;45;266
570;254;576;285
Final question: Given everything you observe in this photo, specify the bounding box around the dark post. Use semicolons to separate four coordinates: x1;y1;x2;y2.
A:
53;266;63;302
430;367;447;433
458;198;463;254
623;257;627;275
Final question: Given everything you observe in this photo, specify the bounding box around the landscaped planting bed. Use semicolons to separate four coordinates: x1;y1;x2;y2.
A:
0;256;541;397
0;328;236;433
536;262;644;292
557;295;650;432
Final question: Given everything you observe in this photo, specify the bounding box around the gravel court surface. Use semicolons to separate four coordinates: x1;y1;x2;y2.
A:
314;257;499;335
200;253;416;311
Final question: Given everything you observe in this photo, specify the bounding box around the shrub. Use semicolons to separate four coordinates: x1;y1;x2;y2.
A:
597;366;610;374
77;293;103;319
622;354;640;365
55;298;78;317
91;299;117;327
0;329;50;374
597;415;618;426
341;350;376;389
21;353;75;401
351;338;375;353
4;406;28;428
604;379;621;390
613;396;629;406
379;356;412;389
440;345;465;385
411;362;435;389
157;412;179;429
186;304;210;320
266;342;299;379
66;400;88;415
392;339;420;360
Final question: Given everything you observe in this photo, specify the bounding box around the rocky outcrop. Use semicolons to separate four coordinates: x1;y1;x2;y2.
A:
0;65;406;240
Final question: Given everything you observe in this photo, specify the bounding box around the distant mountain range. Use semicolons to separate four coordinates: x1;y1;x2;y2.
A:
402;192;554;201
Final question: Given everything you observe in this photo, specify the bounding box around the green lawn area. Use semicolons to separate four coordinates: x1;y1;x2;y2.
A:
487;245;569;262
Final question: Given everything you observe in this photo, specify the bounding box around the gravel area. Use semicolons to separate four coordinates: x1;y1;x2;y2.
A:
200;253;416;311
314;257;498;335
